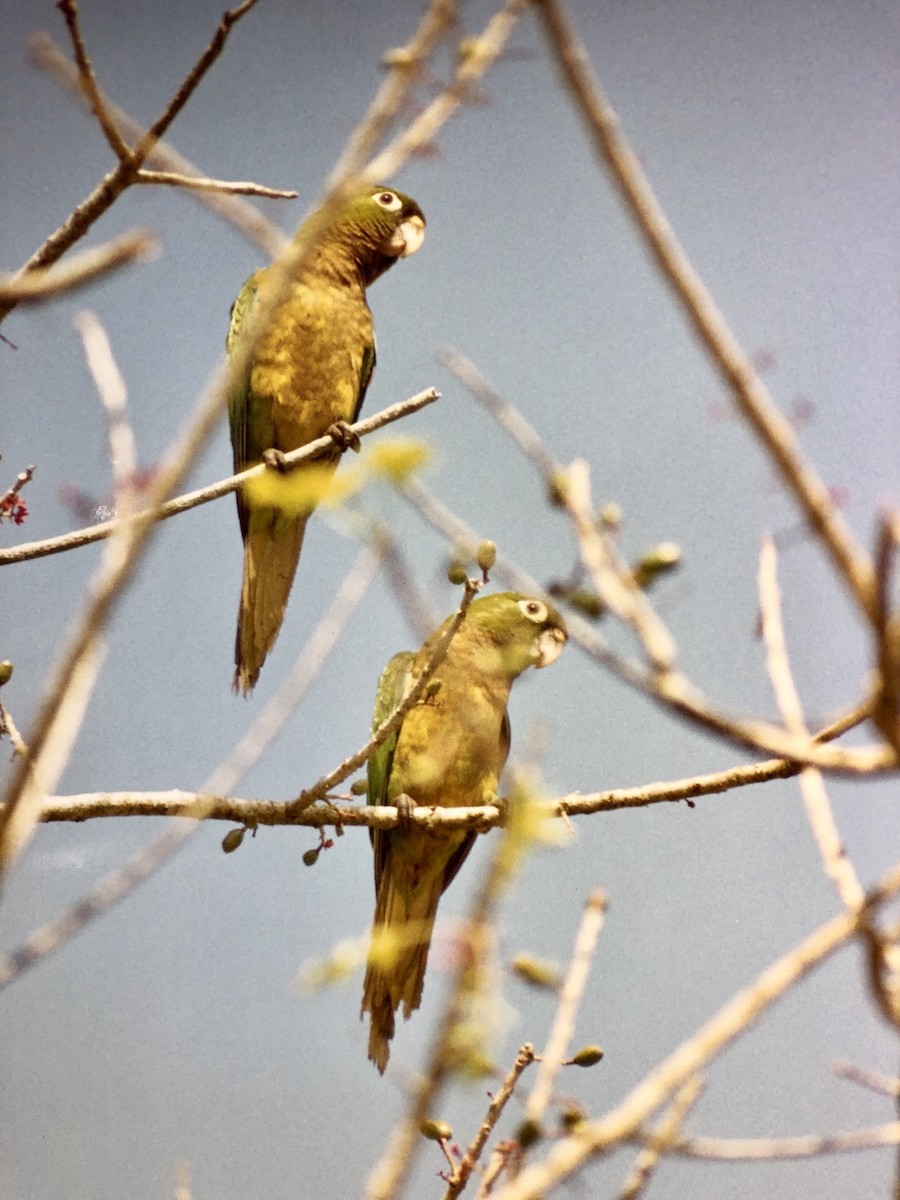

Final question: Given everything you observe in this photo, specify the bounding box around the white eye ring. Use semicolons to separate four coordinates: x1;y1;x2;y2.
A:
518;598;548;623
372;190;402;212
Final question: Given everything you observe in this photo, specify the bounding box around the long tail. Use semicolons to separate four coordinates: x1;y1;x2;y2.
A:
361;870;443;1074
233;514;307;695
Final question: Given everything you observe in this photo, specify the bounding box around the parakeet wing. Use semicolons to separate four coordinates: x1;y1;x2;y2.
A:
226;271;275;540
367;649;415;879
352;341;377;426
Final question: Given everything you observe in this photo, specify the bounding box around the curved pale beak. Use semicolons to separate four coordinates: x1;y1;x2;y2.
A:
534;626;567;668
388;214;426;258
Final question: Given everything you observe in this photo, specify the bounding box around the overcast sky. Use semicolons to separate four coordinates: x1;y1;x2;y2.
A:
3;2;900;1198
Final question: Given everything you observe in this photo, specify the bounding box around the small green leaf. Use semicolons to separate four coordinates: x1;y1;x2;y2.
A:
419;1119;453;1142
476;540;496;574
221;827;245;854
510;953;563;990
516;1118;543;1149
571;1045;604;1067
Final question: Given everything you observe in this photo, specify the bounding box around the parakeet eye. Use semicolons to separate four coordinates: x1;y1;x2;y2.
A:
518;598;548;623
372;190;402;212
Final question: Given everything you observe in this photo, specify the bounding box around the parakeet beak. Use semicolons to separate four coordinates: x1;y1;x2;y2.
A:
534;626;567;668
388;214;426;258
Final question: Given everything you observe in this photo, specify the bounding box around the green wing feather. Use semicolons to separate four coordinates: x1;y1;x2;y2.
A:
367;649;414;883
227;271;274;539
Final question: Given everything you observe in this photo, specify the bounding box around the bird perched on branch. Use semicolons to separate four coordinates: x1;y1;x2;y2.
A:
227;186;426;694
361;591;567;1073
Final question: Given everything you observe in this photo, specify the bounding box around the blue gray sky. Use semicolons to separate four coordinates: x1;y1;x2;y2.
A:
2;2;900;1197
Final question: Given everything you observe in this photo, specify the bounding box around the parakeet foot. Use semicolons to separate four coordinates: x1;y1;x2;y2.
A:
262;448;289;472
394;792;416;833
327;420;362;453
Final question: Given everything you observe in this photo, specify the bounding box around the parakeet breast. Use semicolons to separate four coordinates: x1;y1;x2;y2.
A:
390;681;509;808
250;279;373;446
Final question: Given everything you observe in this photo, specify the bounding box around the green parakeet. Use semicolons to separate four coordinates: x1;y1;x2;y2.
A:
361;592;568;1073
228;186;426;694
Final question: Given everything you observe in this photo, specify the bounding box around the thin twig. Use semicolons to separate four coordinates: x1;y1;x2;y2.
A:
325;0;457;187
833;1059;900;1099
758;535;865;911
131;0;262;161
0;702;28;757
0;230;157;304
560;458;678;674
134;170;297;199
618;1077;703;1200
401;478;893;775
488;860;900;1200
365;0;527;183
57;0;132;160
873;510;900;754
0;547;381;991
73;311;139;514
534;0;877;625
443;1045;537;1200
0;389;439;566
524;890;607;1126
669;1121;900;1161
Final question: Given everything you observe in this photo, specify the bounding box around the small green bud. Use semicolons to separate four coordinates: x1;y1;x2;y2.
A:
571;1045;604;1067
633;541;681;588
350;779;369;796
560;1106;585;1131
476;540;496;574
419;1119;453;1142
302;848;320;867
599;502;622;530
424;679;442;699
0;661;13;687
516;1118;543;1149
568;588;604;619
447;563;468;586
548;471;568;507
510;953;562;990
221;827;245;854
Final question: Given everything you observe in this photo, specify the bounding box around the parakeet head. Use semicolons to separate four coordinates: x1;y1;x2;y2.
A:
464;591;568;678
312;185;426;285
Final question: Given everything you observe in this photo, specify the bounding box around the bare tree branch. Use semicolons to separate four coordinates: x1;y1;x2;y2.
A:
0;389;439;566
443;1045;536;1200
524;890;607;1126
668;1121;900;1161
402;477;893;774
618;1077;703;1200
534;0;877;627
0;230;157;304
758;534;865;910
28;33;288;259
1;0;267;324
489;860;900;1200
134;170;298;199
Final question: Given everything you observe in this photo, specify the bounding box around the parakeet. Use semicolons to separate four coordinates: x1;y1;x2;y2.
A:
360;592;568;1073
228;186;426;694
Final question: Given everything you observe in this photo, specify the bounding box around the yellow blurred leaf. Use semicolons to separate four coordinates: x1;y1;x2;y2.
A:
244;462;362;516
365;436;432;484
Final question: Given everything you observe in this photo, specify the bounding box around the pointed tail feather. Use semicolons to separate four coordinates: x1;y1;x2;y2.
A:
361;870;442;1074
233;515;307;695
